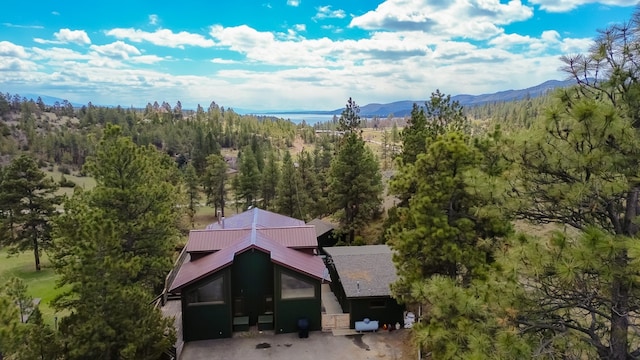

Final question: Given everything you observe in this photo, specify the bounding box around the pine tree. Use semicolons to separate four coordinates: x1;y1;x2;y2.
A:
329;98;383;243
2;277;32;323
387;129;516;358
0;155;61;271
71;124;181;290
183;162;200;226
261;150;280;210
297;149;319;219
276;151;304;219
201;154;228;217
53;205;175;360
234;147;261;209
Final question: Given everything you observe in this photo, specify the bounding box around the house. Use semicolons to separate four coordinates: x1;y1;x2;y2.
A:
324;245;404;329
168;208;328;341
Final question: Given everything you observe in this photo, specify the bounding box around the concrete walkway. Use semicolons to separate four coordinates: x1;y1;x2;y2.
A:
321;283;343;314
180;329;409;360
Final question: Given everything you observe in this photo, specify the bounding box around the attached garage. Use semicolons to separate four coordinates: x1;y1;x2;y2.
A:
324;245;404;330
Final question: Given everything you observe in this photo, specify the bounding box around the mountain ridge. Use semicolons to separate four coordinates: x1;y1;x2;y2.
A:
13;79;575;117
264;79;575;117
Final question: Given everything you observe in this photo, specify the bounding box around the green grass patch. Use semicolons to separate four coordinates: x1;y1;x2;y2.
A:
43;166;96;198
0;250;66;327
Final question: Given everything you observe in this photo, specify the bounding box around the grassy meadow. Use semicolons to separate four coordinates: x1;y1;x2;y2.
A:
0;249;65;326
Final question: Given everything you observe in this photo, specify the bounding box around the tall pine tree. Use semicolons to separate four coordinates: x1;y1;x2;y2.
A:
0;155;61;271
328;98;383;243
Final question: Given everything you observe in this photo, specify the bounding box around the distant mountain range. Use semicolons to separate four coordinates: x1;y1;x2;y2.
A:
16;79;575;117
268;79;576;117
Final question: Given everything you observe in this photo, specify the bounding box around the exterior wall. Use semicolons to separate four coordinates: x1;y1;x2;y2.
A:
231;249;274;324
273;265;322;334
182;267;232;341
317;231;338;248
326;261;349;313
348;296;404;329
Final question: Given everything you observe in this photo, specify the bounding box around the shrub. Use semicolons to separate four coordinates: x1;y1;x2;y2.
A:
58;174;76;188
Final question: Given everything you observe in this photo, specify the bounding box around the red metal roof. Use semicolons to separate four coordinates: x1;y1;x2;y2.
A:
258;226;317;248
169;208;326;292
186;229;251;252
206;208;305;230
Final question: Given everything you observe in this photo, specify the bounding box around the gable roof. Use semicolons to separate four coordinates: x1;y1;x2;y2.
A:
206;208;305;230
169;208;326;292
186;226;317;253
324;245;398;298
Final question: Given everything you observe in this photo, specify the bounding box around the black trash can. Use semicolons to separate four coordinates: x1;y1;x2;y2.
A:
297;318;309;338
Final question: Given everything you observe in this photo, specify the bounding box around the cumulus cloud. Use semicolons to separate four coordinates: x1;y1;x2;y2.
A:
0;58;37;72
350;0;533;40
294;24;306;32
287;0;300;6
313;6;346;20
149;14;159;25
528;0;637;12
209;24;434;68
31;47;93;62
0;41;28;58
54;29;91;45
90;41;141;59
489;29;592;55
106;28;215;48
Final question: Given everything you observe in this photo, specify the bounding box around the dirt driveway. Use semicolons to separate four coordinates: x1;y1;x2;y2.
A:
180;330;411;360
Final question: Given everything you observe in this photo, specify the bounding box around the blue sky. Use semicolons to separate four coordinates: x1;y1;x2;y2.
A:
0;0;637;111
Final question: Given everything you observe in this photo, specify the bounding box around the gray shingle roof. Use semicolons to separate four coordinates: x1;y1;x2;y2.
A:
307;218;335;237
325;245;398;298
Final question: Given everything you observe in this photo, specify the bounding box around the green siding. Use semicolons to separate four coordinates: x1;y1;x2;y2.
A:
231;249;274;324
349;297;404;329
182;268;232;341
274;266;322;334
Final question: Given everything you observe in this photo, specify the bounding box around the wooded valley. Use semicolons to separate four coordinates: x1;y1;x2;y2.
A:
2;8;640;360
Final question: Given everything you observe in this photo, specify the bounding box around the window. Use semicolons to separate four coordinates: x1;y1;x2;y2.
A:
186;276;225;305
281;272;315;299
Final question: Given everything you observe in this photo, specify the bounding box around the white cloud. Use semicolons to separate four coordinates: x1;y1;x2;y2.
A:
287;0;300;6
313;6;346;20
34;38;62;45
294;24;306;32
0;41;28;58
31;47;93;62
488;29;593;55
3;23;44;29
528;0;637;12
90;41;141;59
350;0;533;40
149;14;159;25
54;29;91;45
131;54;165;64
106;28;215;48
52;11;60;16
211;58;238;64
0;57;37;72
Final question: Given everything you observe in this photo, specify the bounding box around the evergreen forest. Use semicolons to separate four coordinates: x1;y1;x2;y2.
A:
2;8;640;360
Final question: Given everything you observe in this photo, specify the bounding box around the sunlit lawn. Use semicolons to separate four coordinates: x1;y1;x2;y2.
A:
0;249;66;327
43;167;96;198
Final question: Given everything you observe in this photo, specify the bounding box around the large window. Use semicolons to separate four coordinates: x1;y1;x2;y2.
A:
281;272;315;299
186;275;225;305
